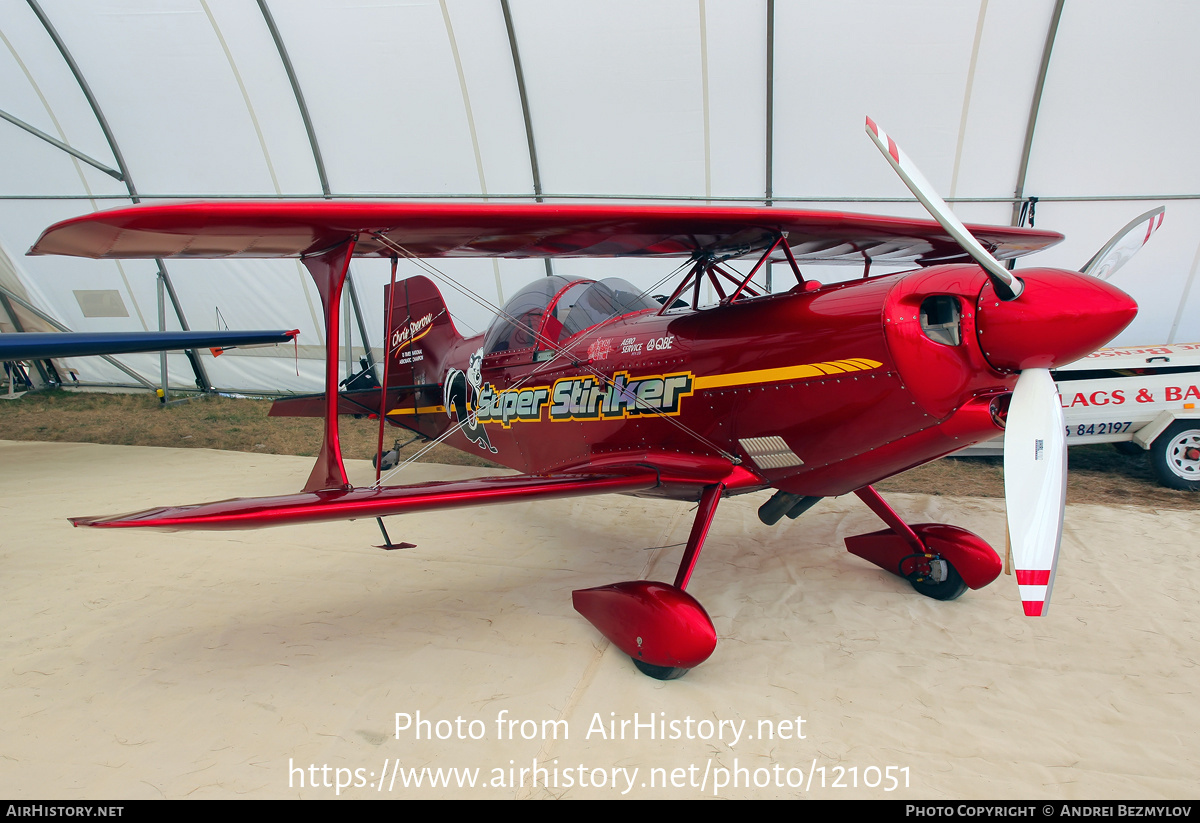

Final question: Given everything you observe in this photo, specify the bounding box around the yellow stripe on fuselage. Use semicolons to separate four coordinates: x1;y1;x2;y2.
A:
692;358;881;391
387;404;446;416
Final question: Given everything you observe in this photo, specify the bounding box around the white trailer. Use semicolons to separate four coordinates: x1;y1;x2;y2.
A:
966;343;1200;490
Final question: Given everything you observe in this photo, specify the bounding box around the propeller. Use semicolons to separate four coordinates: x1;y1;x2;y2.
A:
863;116;1138;617
1001;368;1066;615
1080;206;1165;280
865;117;1023;300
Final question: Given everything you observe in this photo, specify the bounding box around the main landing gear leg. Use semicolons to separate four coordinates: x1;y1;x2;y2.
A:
844;485;1001;600
573;484;723;680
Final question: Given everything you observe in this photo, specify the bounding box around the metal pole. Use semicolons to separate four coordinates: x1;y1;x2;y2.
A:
157;273;168;402
27;0;210;392
0;108;123;180
1011;0;1064;226
257;0;377;379
344;291;353;382
765;0;775;208
0;291;48;387
501;0;553;278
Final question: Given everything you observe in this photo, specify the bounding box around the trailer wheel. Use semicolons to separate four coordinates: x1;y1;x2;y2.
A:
1151;422;1200;490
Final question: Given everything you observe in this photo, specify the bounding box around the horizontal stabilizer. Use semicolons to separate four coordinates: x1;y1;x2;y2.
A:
269;385;440;419
69;468;660;531
0;329;296;361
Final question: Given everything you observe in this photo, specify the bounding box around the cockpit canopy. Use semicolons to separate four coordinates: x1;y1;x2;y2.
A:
482;275;659;356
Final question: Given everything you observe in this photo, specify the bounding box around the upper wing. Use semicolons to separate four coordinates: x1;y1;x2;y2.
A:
29;201;1063;266
0;329;296;361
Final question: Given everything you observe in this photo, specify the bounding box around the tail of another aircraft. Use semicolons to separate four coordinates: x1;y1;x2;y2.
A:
269;275;462;431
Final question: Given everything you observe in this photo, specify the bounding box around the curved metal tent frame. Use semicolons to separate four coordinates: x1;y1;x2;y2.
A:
2;0;1198;395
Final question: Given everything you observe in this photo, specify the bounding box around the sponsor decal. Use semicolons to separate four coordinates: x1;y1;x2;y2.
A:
588;337;614;361
549;370;693;422
474;370;694;429
390;313;434;354
1061;385;1200;406
1084;343;1200;358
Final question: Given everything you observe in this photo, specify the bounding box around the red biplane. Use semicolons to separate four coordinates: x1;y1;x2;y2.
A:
29;121;1147;679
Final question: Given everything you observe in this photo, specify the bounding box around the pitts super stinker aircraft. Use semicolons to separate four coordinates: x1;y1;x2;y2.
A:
30;120;1154;679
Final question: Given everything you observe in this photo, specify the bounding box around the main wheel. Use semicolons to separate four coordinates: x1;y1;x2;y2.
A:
908;558;968;601
632;658;690;680
1151;422;1200;490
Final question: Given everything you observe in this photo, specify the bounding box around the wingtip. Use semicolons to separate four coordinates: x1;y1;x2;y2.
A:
865;115;877;135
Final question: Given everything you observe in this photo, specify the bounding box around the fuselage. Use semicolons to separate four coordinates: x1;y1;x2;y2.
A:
397;263;1134;500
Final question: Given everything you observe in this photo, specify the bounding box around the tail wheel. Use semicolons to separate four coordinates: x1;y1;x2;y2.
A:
372;449;399;471
1152;422;1200;490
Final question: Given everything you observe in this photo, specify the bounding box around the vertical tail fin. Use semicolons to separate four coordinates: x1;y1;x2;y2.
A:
375;275;462;440
383;274;461;389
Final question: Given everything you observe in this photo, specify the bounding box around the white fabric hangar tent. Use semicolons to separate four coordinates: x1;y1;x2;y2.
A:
1;0;1197;394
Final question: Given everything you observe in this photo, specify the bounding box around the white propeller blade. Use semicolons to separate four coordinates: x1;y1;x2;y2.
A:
1080;206;1165;280
1003;368;1067;616
864;116;1023;299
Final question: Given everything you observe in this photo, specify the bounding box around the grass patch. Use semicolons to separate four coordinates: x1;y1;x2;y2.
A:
0;389;493;468
2;389;1194;509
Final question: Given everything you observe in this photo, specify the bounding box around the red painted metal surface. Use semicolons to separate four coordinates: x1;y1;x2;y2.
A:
845;523;1002;590
69;469;659;531
674;484;723;590
853;486;925;554
29;201;1063;265
976;269;1138;372
301;239;356;493
572;581;717;669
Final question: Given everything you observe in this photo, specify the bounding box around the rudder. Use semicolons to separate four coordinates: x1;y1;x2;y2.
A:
382;274;461;388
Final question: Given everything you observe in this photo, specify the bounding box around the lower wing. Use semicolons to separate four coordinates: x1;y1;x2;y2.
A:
69;467;660;531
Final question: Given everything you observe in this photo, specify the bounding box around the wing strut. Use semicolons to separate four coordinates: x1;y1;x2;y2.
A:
302;236;358;493
656;234;805;312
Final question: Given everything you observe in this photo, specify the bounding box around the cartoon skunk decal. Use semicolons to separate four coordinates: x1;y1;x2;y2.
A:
444;347;497;453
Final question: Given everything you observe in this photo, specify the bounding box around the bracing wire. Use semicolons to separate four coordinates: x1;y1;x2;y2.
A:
368;233;742;470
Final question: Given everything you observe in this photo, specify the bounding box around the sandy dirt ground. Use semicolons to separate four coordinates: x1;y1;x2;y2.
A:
2;440;1196;799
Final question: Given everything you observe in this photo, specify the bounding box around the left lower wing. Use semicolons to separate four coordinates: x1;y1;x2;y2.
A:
69;468;660;531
